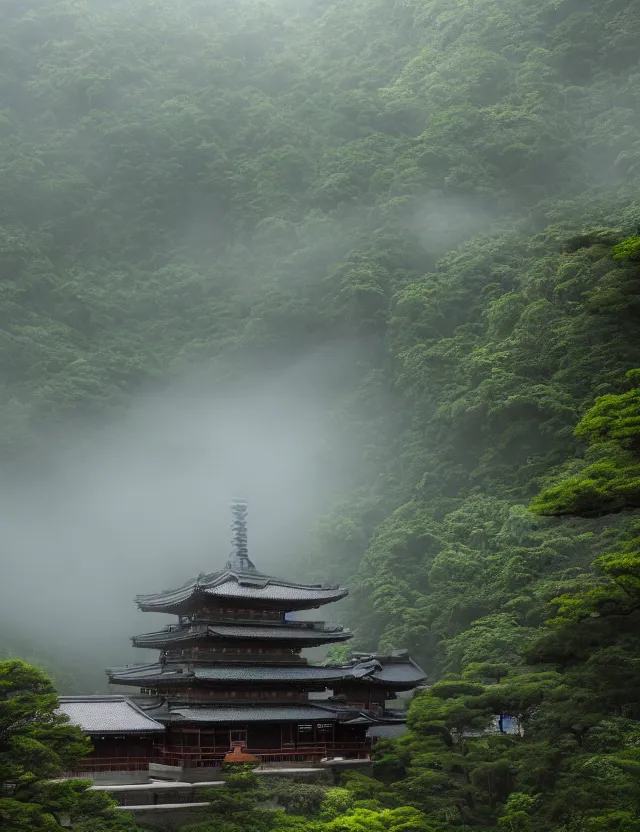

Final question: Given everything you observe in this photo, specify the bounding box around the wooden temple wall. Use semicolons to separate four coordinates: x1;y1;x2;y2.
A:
165;720;343;750
187;604;285;620
70;735;160;774
333;685;387;712
70;723;373;773
164;646;302;662
91;736;157;758
156;721;372;765
159;688;310;702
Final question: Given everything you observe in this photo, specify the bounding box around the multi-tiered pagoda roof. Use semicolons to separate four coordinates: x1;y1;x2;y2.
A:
131;621;350;650
100;499;425;768
134;568;349;613
108;655;426;689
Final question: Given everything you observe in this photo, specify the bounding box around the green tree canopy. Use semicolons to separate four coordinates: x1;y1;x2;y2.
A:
0;660;137;832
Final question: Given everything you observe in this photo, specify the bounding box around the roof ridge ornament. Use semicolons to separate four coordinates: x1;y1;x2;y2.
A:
227;497;256;572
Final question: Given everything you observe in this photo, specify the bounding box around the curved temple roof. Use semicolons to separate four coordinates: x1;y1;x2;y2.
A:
57;696;413;733
143;700;411;727
136;565;349;612
57;695;165;735
131;620;352;648
163;704;342;723
107;656;426;690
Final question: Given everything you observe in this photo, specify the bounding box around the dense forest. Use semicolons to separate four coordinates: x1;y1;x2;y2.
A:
2;0;640;829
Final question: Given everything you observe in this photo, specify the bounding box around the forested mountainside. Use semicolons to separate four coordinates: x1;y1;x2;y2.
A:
2;0;640;829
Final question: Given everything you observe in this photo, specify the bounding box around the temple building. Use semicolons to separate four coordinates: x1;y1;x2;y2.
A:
59;500;426;774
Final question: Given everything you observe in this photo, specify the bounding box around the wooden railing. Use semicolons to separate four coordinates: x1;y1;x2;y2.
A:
156;742;372;767
256;748;371;765
66;743;373;774
158;742;369;755
155;749;226;768
65;757;152;775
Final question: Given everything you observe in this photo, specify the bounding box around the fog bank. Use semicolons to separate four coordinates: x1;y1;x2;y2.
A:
0;345;366;688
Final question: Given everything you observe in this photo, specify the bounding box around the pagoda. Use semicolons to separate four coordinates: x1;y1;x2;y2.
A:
106;500;426;767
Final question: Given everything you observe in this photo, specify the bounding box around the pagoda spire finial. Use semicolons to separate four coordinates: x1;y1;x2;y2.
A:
228;496;256;572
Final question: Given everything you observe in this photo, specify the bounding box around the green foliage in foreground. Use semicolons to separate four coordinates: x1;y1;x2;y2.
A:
532;369;640;517
179;771;434;832
0;660;138;832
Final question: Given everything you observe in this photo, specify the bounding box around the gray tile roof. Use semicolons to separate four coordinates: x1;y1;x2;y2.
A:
166;704;341;723
57;696;165;734
135;567;348;611
107;662;184;682
207;624;350;641
369;660;427;687
107;656;424;690
210;580;347;604
343;652;427;688
132;622;352;648
108;661;356;685
192;665;370;683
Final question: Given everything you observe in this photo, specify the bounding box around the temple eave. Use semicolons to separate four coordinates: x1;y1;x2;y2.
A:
106;658;426;691
136;594;349;614
56;503;432;780
134;569;349;613
92;503;426;777
131;632;353;649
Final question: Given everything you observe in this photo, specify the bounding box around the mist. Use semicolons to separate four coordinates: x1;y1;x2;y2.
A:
406;193;504;255
2;0;639;697
0;344;368;690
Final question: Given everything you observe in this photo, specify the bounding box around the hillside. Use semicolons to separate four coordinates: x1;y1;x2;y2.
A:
1;0;640;828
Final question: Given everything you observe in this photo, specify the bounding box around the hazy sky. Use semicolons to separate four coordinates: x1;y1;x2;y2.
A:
1;344;365;682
